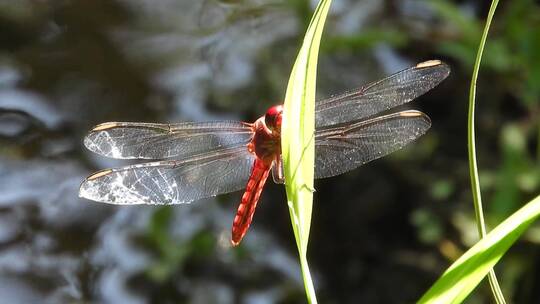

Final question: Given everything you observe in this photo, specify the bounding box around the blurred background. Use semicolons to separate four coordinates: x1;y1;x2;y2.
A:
1;0;539;303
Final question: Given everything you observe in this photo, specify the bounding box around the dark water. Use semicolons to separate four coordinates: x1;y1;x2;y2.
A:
1;0;540;303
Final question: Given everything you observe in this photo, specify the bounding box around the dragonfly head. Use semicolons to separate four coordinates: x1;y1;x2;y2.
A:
264;105;283;134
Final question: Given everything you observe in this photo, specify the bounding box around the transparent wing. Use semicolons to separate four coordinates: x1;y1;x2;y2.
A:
79;147;255;205
314;110;431;178
84;121;254;159
315;60;450;128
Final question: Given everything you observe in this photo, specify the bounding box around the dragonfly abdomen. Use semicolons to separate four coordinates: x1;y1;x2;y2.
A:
231;158;271;246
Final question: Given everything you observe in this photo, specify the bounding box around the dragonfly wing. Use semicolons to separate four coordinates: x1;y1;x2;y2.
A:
79;147;255;205
315;60;449;128
84;121;254;159
314;110;431;179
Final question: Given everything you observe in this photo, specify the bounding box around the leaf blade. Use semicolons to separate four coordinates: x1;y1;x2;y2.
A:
418;194;540;303
281;1;332;302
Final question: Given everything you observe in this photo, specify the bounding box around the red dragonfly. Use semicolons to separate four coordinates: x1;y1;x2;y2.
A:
79;60;450;246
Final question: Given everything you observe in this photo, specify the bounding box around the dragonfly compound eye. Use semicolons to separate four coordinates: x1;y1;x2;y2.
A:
264;105;283;133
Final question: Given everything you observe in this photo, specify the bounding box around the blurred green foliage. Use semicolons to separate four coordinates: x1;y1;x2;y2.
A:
144;206;214;283
431;0;540;224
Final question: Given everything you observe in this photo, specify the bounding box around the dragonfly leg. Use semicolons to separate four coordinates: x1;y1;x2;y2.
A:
271;156;284;184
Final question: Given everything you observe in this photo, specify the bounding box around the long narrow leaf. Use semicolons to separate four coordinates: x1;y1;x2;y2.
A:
281;1;332;303
418;194;540;303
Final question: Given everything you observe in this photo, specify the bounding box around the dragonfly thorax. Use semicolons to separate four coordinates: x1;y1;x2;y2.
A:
248;105;282;164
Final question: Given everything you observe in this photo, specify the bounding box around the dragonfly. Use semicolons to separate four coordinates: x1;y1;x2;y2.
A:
79;60;450;246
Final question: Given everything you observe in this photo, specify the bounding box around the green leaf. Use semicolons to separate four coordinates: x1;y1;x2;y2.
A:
281;0;332;303
418;194;540;303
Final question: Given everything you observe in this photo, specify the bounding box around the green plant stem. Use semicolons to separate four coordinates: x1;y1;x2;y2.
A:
467;0;505;303
537;119;540;163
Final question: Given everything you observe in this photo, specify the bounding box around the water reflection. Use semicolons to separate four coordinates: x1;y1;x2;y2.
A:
0;1;307;302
